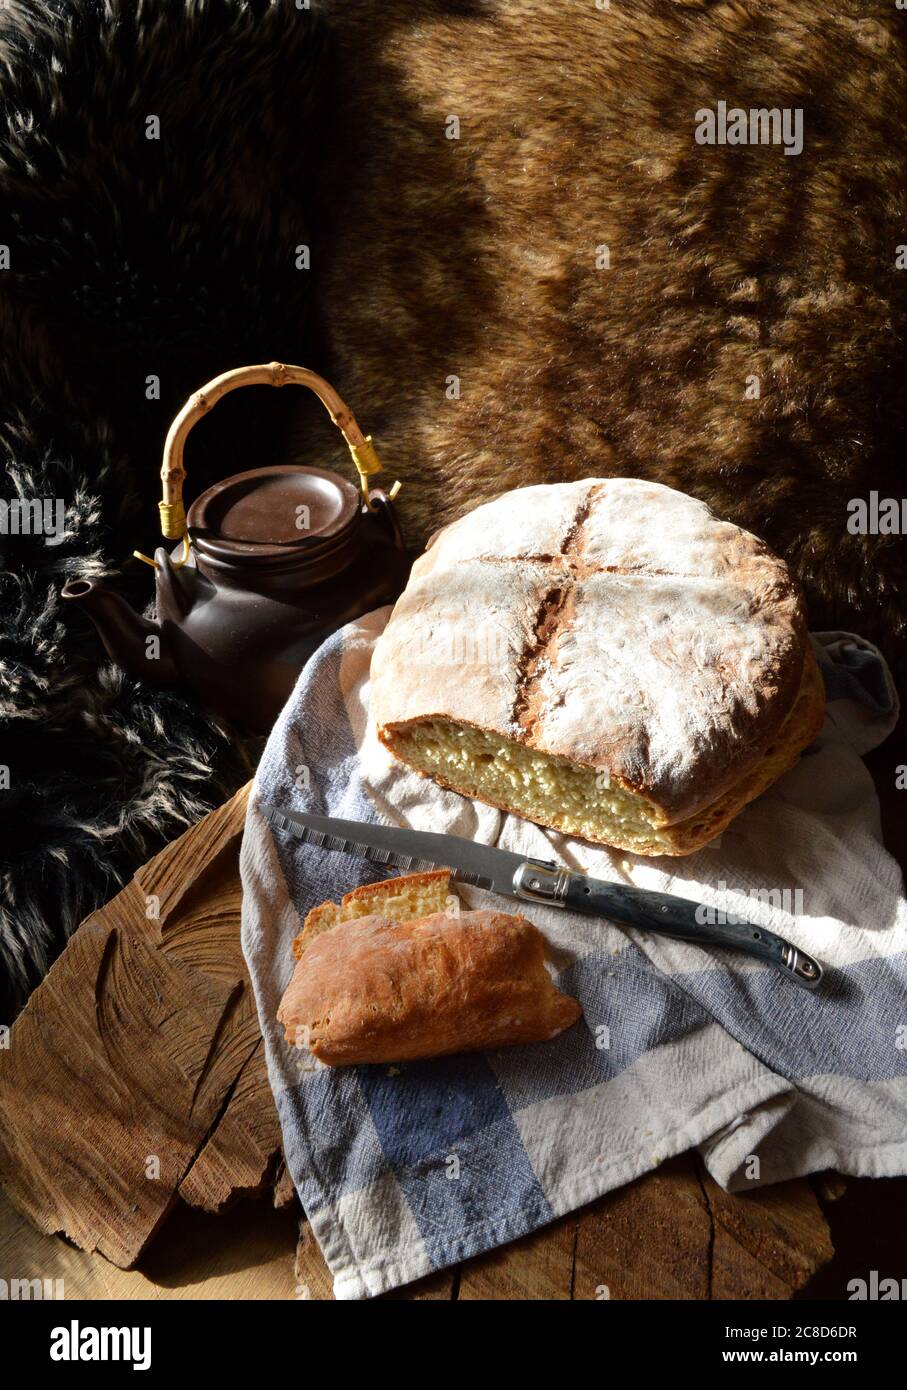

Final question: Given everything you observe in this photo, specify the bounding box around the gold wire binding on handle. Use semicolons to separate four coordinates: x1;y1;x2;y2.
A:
346;435;399;509
133;532;192;571
158;499;187;540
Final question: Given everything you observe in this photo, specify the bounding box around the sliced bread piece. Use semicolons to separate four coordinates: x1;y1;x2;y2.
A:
279;908;582;1066
292;868;454;959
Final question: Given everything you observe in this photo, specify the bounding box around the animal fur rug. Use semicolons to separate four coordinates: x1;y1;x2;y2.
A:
2;0;906;1014
304;0;907;657
0;0;324;1016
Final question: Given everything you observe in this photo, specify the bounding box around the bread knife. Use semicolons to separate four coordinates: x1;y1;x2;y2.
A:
261;804;823;989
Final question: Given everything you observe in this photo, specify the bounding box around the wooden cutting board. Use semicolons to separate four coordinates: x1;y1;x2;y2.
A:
0;782;837;1298
0;786;280;1268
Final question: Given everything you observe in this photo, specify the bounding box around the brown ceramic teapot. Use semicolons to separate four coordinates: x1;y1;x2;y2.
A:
62;363;409;732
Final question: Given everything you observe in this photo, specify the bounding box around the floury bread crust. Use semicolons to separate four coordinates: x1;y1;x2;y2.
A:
371;479;824;856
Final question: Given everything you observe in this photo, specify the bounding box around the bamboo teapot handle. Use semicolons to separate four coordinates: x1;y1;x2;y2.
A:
156;361;399;541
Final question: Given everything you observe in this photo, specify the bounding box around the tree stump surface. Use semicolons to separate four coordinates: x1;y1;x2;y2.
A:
0;784;282;1270
0;780;849;1297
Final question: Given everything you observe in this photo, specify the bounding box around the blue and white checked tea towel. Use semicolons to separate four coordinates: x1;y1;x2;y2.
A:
240;610;906;1299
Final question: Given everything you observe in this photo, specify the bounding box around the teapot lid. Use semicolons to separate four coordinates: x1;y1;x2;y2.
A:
187;465;360;564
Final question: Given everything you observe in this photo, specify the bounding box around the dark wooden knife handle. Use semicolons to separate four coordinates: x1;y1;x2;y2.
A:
513;861;823;989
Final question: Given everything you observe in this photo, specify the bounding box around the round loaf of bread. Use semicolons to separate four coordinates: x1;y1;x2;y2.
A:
370;478;825;856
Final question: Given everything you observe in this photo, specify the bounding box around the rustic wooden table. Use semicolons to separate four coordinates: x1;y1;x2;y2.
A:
1;720;905;1300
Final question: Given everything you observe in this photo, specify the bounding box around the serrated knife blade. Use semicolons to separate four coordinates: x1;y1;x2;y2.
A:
260;804;527;895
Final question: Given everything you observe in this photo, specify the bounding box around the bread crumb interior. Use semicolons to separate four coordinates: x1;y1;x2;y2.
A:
387;720;675;853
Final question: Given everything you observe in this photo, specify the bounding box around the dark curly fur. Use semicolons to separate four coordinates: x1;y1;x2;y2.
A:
0;0;325;1016
302;0;907;672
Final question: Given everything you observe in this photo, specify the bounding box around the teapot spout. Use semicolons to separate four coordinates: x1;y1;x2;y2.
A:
61;577;180;684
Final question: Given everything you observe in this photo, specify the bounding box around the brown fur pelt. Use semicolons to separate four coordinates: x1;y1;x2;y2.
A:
303;0;907;675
